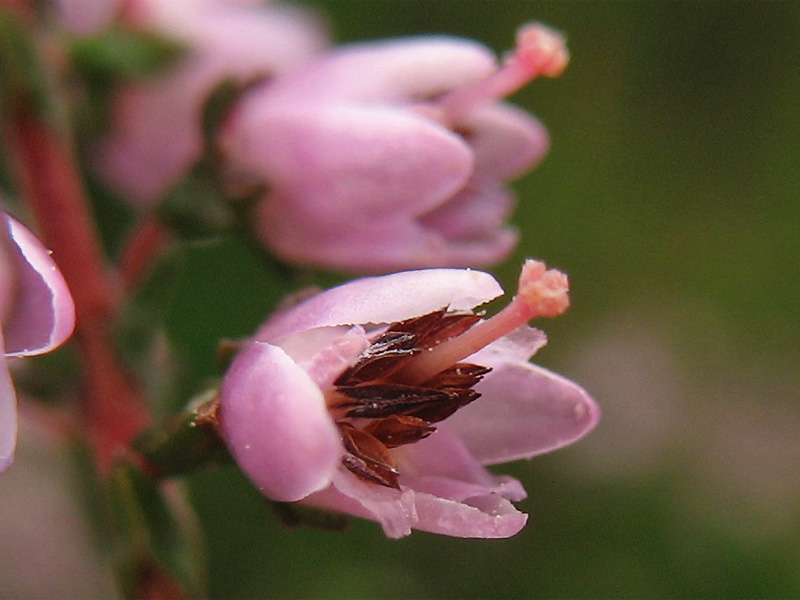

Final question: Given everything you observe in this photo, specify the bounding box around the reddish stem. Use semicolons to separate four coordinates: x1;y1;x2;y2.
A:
119;216;171;290
0;0;31;19
4;106;150;474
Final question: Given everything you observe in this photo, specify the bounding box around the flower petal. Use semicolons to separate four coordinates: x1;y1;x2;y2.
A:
464;103;550;180
224;104;473;220
290;326;369;389
306;471;418;538
397;424;522;494
1;216;75;357
256;198;517;274
305;425;529;538
411;489;527;539
255;268;503;343
95;0;327;204
245;36;497;105
418;181;516;240
0;337;17;473
219;342;341;501
447;358;600;465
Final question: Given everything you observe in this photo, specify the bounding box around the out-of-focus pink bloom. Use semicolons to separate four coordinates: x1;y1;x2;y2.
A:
219;260;598;538
94;0;328;204
58;0;121;33
1;212;76;473
220;24;567;273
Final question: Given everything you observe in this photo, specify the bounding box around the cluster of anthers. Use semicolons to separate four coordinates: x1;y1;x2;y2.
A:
328;259;570;488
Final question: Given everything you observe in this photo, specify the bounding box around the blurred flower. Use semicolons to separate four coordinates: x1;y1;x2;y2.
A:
1;211;75;473
219;260;598;538
0;416;116;598
220;24;567;273
58;0;121;33
94;0;328;204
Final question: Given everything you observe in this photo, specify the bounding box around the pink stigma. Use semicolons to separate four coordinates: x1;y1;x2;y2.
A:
433;22;570;126
396;259;570;385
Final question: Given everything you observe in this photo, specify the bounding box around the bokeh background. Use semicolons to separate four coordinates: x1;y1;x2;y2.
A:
2;1;800;598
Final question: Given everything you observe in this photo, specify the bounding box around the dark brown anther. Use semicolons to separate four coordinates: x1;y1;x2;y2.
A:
337;384;453;419
331;308;493;489
386;309;482;348
403;389;481;423
421;363;491;390
362;415;436;448
335;331;419;385
340;425;400;489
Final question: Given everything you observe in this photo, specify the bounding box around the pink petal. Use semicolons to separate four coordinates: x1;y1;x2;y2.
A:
140;0;327;70
224;104;473;220
254;268;503;343
256;198;517;274
0;340;17;473
289;326;369;390
418;181;516;240
464;103;550;180
1;216;75;357
411;489;527;538
447;357;600;465
304;426;529;538
306;471;419;538
397;424;522;495
245;36;497;105
219;342;341;501
59;0;120;33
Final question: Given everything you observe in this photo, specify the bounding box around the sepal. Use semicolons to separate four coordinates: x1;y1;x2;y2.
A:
133;393;232;479
68;26;185;82
107;458;205;599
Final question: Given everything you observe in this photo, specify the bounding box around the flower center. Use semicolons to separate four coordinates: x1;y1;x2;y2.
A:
327;259;569;489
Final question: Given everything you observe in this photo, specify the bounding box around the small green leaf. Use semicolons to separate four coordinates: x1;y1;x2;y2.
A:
108;459;205;599
0;9;52;118
200;77;271;204
68;26;185;81
157;167;234;240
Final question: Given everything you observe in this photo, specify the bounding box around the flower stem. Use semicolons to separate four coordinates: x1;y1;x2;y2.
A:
4;105;150;474
119;215;171;290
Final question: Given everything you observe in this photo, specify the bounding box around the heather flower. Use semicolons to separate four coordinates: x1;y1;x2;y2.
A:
58;0;121;33
219;24;567;273
219;260;598;538
1;212;75;473
94;0;328;204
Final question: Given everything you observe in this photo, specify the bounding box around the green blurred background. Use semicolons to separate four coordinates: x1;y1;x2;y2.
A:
3;1;800;598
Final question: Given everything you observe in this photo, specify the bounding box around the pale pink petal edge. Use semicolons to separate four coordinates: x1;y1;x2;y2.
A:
3;216;75;357
219;342;342;501
448;357;601;465
256;268;503;343
0;341;17;473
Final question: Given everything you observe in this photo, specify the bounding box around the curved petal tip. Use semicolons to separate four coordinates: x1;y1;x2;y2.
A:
2;216;75;357
219;342;342;501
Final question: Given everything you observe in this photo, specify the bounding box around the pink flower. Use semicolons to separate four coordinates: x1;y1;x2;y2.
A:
1;212;76;473
58;0;121;33
219;260;598;538
94;0;328;204
220;24;568;273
